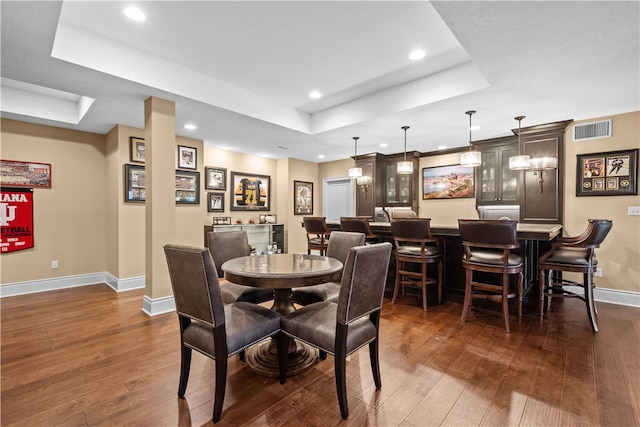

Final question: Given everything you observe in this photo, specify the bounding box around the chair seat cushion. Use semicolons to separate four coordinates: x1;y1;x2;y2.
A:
183;302;281;357
466;250;523;267
308;237;328;246
220;280;273;304
281;302;376;356
543;248;597;267
396;245;442;257
292;282;341;305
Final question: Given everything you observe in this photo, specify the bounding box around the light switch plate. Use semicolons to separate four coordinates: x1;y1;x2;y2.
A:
628;206;640;216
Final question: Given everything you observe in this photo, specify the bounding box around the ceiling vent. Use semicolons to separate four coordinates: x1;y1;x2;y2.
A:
573;119;612;141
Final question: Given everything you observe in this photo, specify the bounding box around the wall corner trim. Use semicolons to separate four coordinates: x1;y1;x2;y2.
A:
142;294;176;316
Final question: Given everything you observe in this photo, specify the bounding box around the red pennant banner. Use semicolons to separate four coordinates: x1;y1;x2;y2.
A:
0;187;34;253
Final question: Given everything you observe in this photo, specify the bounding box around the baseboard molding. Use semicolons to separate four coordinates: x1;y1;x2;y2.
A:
594;287;640;308
142;294;176;316
0;272;145;298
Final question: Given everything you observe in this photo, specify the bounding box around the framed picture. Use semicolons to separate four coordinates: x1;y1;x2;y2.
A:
177;145;197;170
205;166;227;190
294;180;313;215
124;164;145;202
175;170;200;204
230;171;270;211
577;149;638;196
0;159;52;189
422;164;474;199
129;137;145;163
207;192;225;212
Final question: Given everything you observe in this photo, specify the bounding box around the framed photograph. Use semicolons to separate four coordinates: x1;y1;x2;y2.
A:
207;192;225;212
294;180;313;215
177;145;197;170
422;164;474;199
577;149;638;196
175;170;200;204
230;171;270;211
124;164;145;202
0;159;52;189
129;137;145;163
205;166;227;190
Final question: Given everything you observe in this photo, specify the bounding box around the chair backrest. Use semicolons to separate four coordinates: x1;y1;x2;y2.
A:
303;217;330;235
326;231;365;264
164;244;225;327
391;218;434;241
584;219;613;247
336;243;392;325
389;207;417;219
207;231;250;278
340;217;373;235
458;219;519;249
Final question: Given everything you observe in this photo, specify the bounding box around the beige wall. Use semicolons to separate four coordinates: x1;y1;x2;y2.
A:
1;119;107;284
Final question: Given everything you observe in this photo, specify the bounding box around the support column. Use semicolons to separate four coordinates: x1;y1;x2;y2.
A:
143;97;176;309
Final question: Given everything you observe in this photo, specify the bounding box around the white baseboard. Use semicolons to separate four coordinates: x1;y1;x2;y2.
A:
594;287;640;307
0;272;145;297
142;294;176;316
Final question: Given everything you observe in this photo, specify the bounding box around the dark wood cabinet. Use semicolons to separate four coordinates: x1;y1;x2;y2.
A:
476;136;520;204
355;152;419;217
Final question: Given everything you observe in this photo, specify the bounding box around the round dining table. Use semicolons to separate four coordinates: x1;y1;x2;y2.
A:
222;253;342;377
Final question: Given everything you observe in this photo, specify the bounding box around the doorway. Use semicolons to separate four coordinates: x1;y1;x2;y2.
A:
323;177;354;222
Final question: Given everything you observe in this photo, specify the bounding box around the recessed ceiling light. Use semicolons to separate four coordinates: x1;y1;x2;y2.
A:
438;145;447;150
219;145;232;150
123;7;146;22
379;143;388;148
309;91;322;99
409;49;425;60
184;123;197;130
317;154;325;159
470;125;481;131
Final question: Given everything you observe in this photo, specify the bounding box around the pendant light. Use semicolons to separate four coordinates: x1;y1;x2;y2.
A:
397;126;413;174
460;110;481;167
348;136;362;178
509;115;531;170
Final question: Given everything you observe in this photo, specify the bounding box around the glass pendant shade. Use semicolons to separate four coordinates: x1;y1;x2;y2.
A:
509;154;531;170
460;150;482;167
530;156;557;170
348;167;362;178
397;161;413;174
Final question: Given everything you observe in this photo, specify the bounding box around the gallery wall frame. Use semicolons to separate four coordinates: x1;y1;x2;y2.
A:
177;145;197;170
230;171;270;211
422;164;475;199
204;166;227;190
129;137;145;163
175;170;200;204
576;148;638;196
207;192;225;212
124;164;145;202
294;180;313;215
0;159;52;189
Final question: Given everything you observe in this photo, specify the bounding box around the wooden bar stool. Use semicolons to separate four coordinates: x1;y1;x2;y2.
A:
458;219;523;333
538;219;613;332
340;216;378;243
303;216;331;255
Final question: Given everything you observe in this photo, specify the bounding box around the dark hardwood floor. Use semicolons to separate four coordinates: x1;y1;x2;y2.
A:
2;284;639;426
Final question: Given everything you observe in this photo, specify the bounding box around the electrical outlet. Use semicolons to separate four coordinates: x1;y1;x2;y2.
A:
594;268;602;277
628;206;640;216
51;260;59;269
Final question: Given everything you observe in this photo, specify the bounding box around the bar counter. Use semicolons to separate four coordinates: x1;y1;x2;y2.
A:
327;221;562;303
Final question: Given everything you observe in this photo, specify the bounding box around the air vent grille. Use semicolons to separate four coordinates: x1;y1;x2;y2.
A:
573;119;612;141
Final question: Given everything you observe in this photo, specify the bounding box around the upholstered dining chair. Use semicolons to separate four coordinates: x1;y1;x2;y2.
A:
291;231;365;306
538;219;613;332
303;216;331;255
163;244;285;423
458;219;524;333
279;242;392;419
391;218;443;311
340;216;378;243
207;231;273;304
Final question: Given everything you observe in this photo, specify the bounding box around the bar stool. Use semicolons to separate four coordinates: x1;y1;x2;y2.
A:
391;218;442;311
538;219;613;332
340;217;378;243
458;219;523;333
303;216;331;255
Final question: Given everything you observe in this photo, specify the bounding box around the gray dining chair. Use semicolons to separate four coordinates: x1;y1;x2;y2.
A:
207;231;273;304
291;231;365;306
279;242;393;419
163;244;286;423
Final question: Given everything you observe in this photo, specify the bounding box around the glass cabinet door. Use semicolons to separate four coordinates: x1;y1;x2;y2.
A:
397;173;411;204
479;151;496;202
500;147;519;202
385;164;397;204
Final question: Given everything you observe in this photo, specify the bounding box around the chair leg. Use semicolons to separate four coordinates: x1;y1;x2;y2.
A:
178;344;192;397
461;268;472;322
585;272;599;332
517;271;523;319
421;262;428;312
368;338;382;389
538;268;546;321
335;323;349;419
502;271;510;333
437;261;443;305
392;258;401;304
212;356;227;423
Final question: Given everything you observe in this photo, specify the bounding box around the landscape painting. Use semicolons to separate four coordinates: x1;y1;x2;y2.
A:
422;164;474;199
